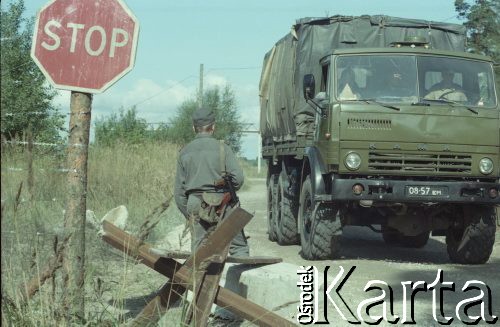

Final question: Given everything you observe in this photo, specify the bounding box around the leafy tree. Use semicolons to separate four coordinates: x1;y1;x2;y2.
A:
94;106;149;145
455;0;500;89
164;98;198;146
1;0;65;142
166;85;244;153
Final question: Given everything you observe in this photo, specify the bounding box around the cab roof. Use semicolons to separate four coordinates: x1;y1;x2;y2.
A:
328;48;493;63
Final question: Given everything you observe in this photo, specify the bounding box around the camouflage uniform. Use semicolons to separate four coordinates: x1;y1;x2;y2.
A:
174;108;249;257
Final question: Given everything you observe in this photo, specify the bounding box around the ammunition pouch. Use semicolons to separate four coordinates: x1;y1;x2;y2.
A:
199;192;229;223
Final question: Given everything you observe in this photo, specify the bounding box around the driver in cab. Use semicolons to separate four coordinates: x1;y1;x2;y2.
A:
338;68;361;100
424;70;467;102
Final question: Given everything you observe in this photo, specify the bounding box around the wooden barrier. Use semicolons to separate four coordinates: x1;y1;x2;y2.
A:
101;207;296;327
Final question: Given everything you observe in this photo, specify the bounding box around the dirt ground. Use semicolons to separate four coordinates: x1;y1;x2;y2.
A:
237;178;500;326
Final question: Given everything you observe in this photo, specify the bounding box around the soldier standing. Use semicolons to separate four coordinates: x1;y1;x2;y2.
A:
174;107;249;257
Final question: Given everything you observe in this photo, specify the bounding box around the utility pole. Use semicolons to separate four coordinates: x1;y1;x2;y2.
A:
199;63;204;108
257;134;261;174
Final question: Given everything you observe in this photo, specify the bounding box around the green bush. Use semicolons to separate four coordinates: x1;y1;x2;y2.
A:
166;85;244;153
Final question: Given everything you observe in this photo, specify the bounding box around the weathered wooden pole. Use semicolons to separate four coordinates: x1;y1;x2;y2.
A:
199;63;204;108
30;0;138;317
62;91;92;322
26;127;34;198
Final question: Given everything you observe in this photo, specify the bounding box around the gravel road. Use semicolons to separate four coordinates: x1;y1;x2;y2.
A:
238;178;500;326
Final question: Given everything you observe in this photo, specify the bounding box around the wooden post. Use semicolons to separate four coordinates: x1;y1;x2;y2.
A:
257;133;262;174
199;63;204;108
26;127;34;198
62;91;92;322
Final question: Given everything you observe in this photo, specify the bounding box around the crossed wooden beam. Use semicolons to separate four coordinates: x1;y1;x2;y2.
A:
101;207;297;327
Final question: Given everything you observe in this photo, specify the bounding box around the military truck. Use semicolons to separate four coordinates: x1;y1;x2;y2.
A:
260;15;499;264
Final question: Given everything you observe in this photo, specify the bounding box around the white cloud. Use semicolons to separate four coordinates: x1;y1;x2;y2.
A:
233;83;260;130
204;74;228;88
92;78;195;122
52;74;263;158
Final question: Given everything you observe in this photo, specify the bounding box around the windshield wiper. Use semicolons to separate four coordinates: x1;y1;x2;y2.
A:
416;98;478;114
411;101;430;106
348;99;400;111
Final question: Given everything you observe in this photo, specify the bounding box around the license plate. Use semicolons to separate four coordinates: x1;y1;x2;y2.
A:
406;185;448;196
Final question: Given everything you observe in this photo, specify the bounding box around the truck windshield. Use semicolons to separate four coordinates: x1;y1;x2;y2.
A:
336;55;497;108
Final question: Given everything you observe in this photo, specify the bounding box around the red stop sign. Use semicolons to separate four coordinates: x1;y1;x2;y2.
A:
31;0;139;93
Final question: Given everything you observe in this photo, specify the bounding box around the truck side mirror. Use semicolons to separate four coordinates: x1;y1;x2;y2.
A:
303;74;315;99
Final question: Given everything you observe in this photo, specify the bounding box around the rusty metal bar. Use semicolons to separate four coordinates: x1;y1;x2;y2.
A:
189;246;229;326
127;280;187;327
101;209;296;327
140;207;252;327
183;207;252;269
148;248;282;264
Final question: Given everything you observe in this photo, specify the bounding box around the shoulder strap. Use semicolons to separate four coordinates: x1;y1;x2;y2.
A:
219;140;226;174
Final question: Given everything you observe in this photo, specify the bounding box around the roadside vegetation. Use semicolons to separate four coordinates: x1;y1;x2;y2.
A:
1;141;182;325
1;140;264;325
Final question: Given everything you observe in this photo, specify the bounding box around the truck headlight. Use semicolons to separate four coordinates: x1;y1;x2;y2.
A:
345;152;361;170
479;158;493;175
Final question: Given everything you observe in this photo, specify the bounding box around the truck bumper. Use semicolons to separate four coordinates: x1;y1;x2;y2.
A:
322;178;500;204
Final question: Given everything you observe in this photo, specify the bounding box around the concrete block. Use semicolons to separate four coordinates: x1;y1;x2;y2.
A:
153;224;300;322
101;205;128;230
215;262;300;321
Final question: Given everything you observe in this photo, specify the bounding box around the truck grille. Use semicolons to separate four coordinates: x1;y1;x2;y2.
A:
368;152;472;174
347;118;391;130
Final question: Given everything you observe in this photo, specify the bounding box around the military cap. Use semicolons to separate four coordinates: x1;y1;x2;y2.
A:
192;107;215;127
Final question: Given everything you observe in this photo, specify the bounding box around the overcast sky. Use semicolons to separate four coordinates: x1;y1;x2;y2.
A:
14;0;463;159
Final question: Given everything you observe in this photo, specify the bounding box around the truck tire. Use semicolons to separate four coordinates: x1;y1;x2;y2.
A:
399;231;430;248
446;206;496;264
267;175;278;242
275;174;299;245
298;176;342;259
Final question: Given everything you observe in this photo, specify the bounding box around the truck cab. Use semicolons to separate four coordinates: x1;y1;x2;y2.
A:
314;48;498;184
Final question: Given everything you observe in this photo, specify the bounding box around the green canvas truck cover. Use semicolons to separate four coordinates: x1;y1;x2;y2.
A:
259;15;467;141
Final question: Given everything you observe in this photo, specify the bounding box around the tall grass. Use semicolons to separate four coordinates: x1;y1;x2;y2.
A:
1;141;185;325
87;142;183;233
1;140;263;325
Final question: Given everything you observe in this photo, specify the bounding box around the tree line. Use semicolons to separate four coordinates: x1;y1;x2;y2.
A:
93;85;243;153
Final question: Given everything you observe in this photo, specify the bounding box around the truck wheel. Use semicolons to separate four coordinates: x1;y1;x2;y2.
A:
267;175;278;242
399;231;430;248
298;176;342;260
275;174;299;245
446;206;496;264
381;225;400;245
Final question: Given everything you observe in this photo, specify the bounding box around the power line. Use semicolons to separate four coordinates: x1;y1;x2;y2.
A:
207;66;262;71
128;75;196;108
438;14;459;22
125;65;261;110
